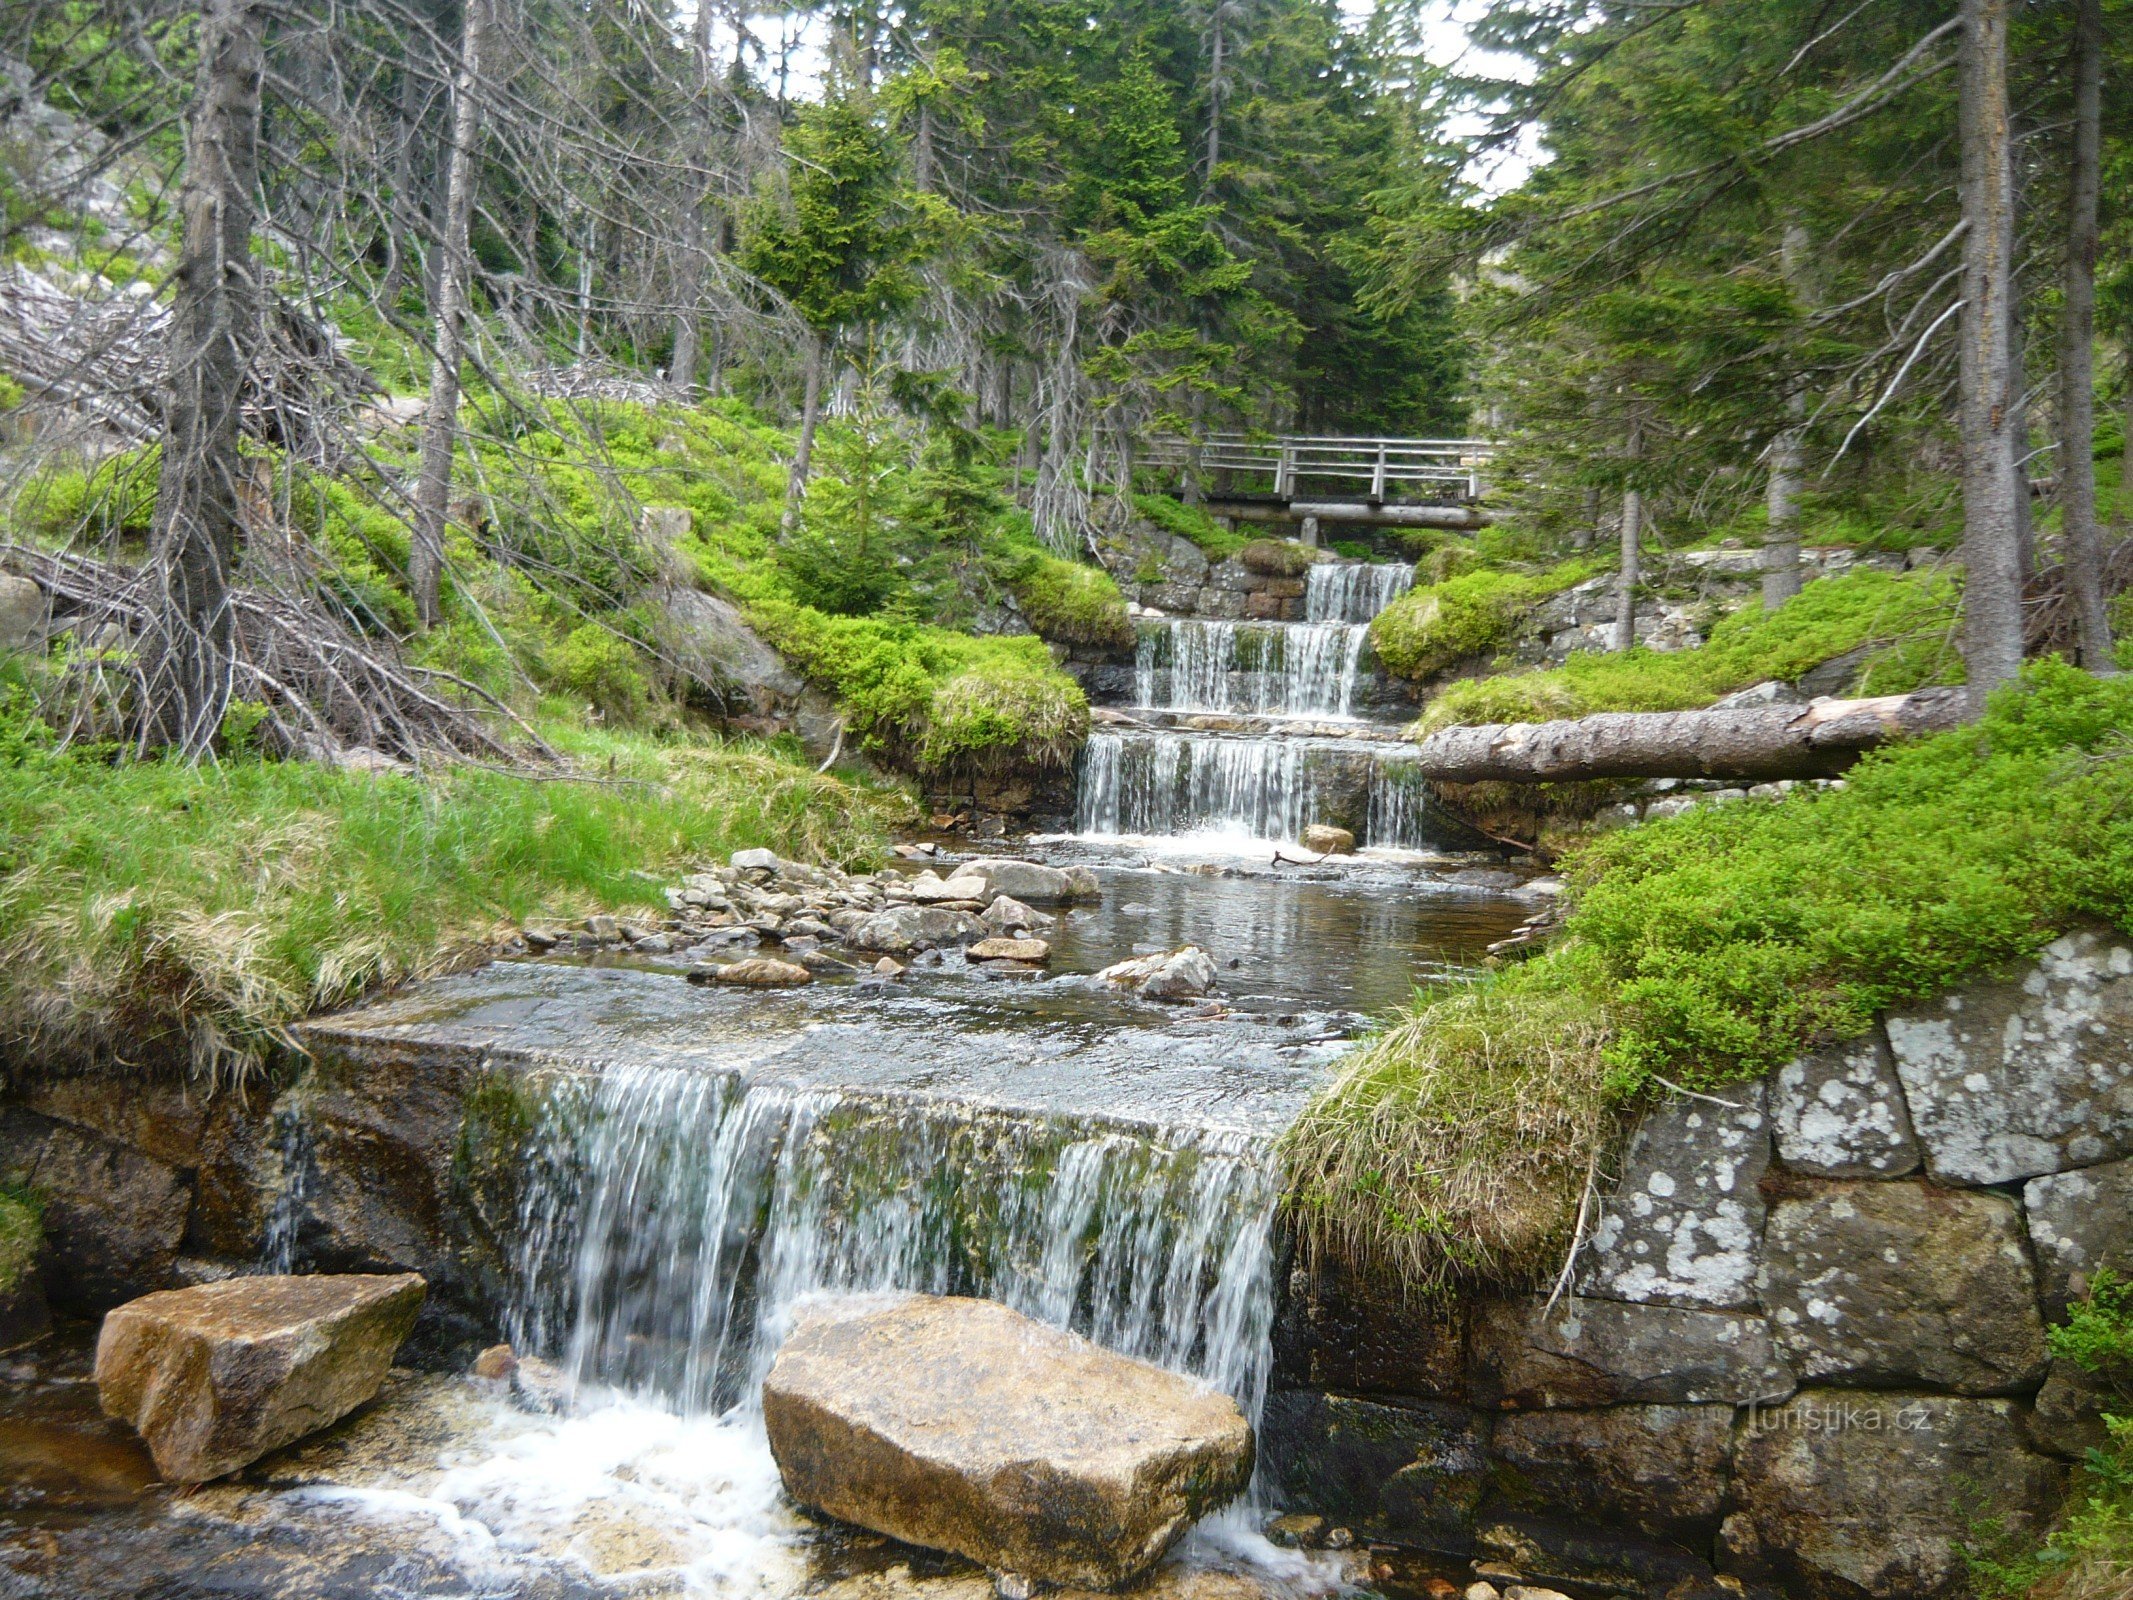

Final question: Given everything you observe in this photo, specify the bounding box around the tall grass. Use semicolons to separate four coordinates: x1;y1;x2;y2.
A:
0;714;904;1085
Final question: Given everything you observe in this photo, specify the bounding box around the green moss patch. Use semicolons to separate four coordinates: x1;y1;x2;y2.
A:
1130;494;1248;561
1370;562;1593;681
0;1190;40;1297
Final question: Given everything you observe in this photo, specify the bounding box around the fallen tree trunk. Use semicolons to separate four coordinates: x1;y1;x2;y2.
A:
1410;688;1971;784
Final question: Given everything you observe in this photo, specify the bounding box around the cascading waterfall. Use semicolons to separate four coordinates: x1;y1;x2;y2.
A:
1305;561;1414;624
1133;619;1367;719
1365;759;1442;852
506;1065;1281;1427
1076;729;1313;842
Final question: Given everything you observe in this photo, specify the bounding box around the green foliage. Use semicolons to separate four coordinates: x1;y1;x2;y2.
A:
1417;567;1962;728
0;704;900;1080
11;445;160;546
0;1187;39;1297
1371;563;1591;681
1290;664;2133;1289
1130;495;1248;561
993;539;1133;648
545;624;654;723
1239;538;1320;578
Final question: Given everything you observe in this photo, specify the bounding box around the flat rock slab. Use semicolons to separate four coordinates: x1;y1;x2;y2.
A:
96;1272;425;1483
1768;1031;1919;1178
763;1294;1252;1589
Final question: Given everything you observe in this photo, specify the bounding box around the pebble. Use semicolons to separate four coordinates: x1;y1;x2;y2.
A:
470;1343;517;1381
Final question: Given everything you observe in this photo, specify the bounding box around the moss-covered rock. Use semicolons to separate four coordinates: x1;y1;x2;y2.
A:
1239;538;1321;577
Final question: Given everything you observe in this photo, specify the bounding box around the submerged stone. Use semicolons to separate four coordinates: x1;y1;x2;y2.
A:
762;1294;1253;1590
95;1272;425;1483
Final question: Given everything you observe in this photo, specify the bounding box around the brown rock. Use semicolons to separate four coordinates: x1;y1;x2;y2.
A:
763;1294;1253;1589
471;1342;518;1381
96;1273;426;1483
1300;824;1355;856
968;938;1051;963
711;957;813;987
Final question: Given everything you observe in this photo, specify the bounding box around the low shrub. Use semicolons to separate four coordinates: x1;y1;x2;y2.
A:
1371;563;1590;681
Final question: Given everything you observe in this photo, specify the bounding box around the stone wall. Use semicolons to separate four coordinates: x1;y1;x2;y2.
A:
1266;930;2133;1599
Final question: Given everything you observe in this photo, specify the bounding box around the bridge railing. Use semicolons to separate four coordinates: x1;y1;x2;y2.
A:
1142;432;1498;500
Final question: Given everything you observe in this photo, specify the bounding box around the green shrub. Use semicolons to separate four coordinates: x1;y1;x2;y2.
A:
1372;563;1589;680
998;548;1132;648
1131;493;1248;561
1289;663;2133;1289
545;622;655;723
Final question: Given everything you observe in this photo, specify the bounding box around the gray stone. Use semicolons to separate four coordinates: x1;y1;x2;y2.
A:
1758;1180;2046;1394
1726;1392;2065;1600
0;573;48;652
1262;1391;1489;1551
956;858;1100;905
730;847;781;872
762;1295;1251;1589
1887;930;2133;1184
1712;680;1804;709
1580;1084;1770;1311
0;1112;189;1311
1097;946;1218;1001
661;590;842;758
2024;1156;2133;1319
848;904;986;954
979;894;1043;935
2028;1359;2113;1460
1471;1296;1795;1408
1769;1032;1920;1178
1490;1405;1734;1545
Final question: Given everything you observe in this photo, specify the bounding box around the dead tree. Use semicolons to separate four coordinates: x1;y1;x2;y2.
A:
410;0;488;628
1956;0;2025;697
1613;414;1643;651
2059;0;2113;671
143;0;268;756
1763;220;1810;608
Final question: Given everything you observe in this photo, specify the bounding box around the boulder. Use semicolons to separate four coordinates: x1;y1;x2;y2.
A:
981;895;1044;936
1471;1296;1795;1409
762;1295;1252;1589
1580;1084;1770;1311
1301;824;1356;856
95;1273;426;1483
1489;1404;1735;1545
1097;946;1218;1001
1260;1391;1489;1551
849;905;987;955
708;957;813;987
1757;1180;2046;1394
2023;1155;2133;1319
731;848;781;872
1768;1032;1920;1178
1724;1392;2065;1600
0;573;47;653
969;938;1051;964
1886;930;2133;1185
0;1110;190;1311
910;871;992;904
958;859;1101;906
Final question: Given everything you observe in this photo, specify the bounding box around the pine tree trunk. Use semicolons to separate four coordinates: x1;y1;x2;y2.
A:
410;0;487;629
785;331;827;523
1614;417;1643;651
144;0;266;756
1957;0;2025;697
1764;221;1810;607
2061;0;2112;669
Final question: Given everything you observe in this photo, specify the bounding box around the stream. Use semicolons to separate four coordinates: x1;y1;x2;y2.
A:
0;558;1547;1600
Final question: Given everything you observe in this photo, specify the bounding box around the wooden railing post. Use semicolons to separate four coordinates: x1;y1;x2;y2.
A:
1274;442;1294;498
1370;441;1387;501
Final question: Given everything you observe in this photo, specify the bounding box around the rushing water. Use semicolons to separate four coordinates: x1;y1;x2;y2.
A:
1304;561;1413;624
1133;620;1368;719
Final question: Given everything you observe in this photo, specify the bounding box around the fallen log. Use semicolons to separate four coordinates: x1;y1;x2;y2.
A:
1409;687;1971;784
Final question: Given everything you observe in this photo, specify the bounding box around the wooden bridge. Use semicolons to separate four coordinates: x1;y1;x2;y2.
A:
1143;432;1498;537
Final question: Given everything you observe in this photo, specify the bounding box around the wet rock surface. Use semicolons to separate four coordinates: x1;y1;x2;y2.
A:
95;1273;426;1483
763;1295;1254;1589
1470;1297;1794;1409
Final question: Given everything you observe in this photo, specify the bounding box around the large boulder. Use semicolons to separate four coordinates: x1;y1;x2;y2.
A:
1470;1295;1794;1409
957;859;1101;906
848;905;987;954
1886;930;2133;1185
0;1109;190;1311
2024;1154;2133;1319
96;1273;426;1483
1097;946;1219;1002
762;1295;1252;1589
1757;1180;2046;1394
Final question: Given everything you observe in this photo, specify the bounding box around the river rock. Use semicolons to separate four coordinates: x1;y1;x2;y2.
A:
1471;1295;1794;1408
1757;1180;2046;1394
1490;1404;1734;1545
1579;1084;1770;1311
849;905;987;954
981;895;1044;935
1886;930;2133;1185
969;938;1050;964
0;1110;190;1311
957;859;1101;906
95;1273;426;1483
762;1295;1253;1589
1724;1392;2064;1600
1098;946;1218;1001
731;847;781;873
910;870;992;904
2023;1155;2133;1319
1300;824;1355;856
1768;1031;1920;1178
708;957;813;987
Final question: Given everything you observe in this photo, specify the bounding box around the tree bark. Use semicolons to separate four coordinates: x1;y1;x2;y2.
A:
1957;0;2025;697
1614;417;1643;651
2061;0;2112;669
410;0;488;629
1764;221;1810;607
1408;690;1970;785
144;0;266;756
785;330;827;523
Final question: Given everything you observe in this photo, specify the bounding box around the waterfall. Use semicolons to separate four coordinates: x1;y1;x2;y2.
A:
507;1068;1281;1426
1305;561;1414;624
1133;620;1367;718
1365;758;1441;851
1075;729;1313;842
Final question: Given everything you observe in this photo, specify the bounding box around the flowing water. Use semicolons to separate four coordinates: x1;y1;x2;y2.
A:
1304;561;1413;624
1133;620;1370;719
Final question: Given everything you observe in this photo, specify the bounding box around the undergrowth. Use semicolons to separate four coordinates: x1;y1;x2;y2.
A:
1130;493;1249;561
1284;662;2133;1290
0;699;903;1085
1370;561;1595;681
1414;566;1962;730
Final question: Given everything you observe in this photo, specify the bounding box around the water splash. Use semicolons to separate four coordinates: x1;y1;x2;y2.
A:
1305;561;1414;624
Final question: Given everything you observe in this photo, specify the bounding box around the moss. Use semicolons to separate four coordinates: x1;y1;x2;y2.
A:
988;538;1133;648
1130;493;1248;561
1288;663;2133;1290
0;1189;39;1296
1239;538;1319;577
1371;562;1591;681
